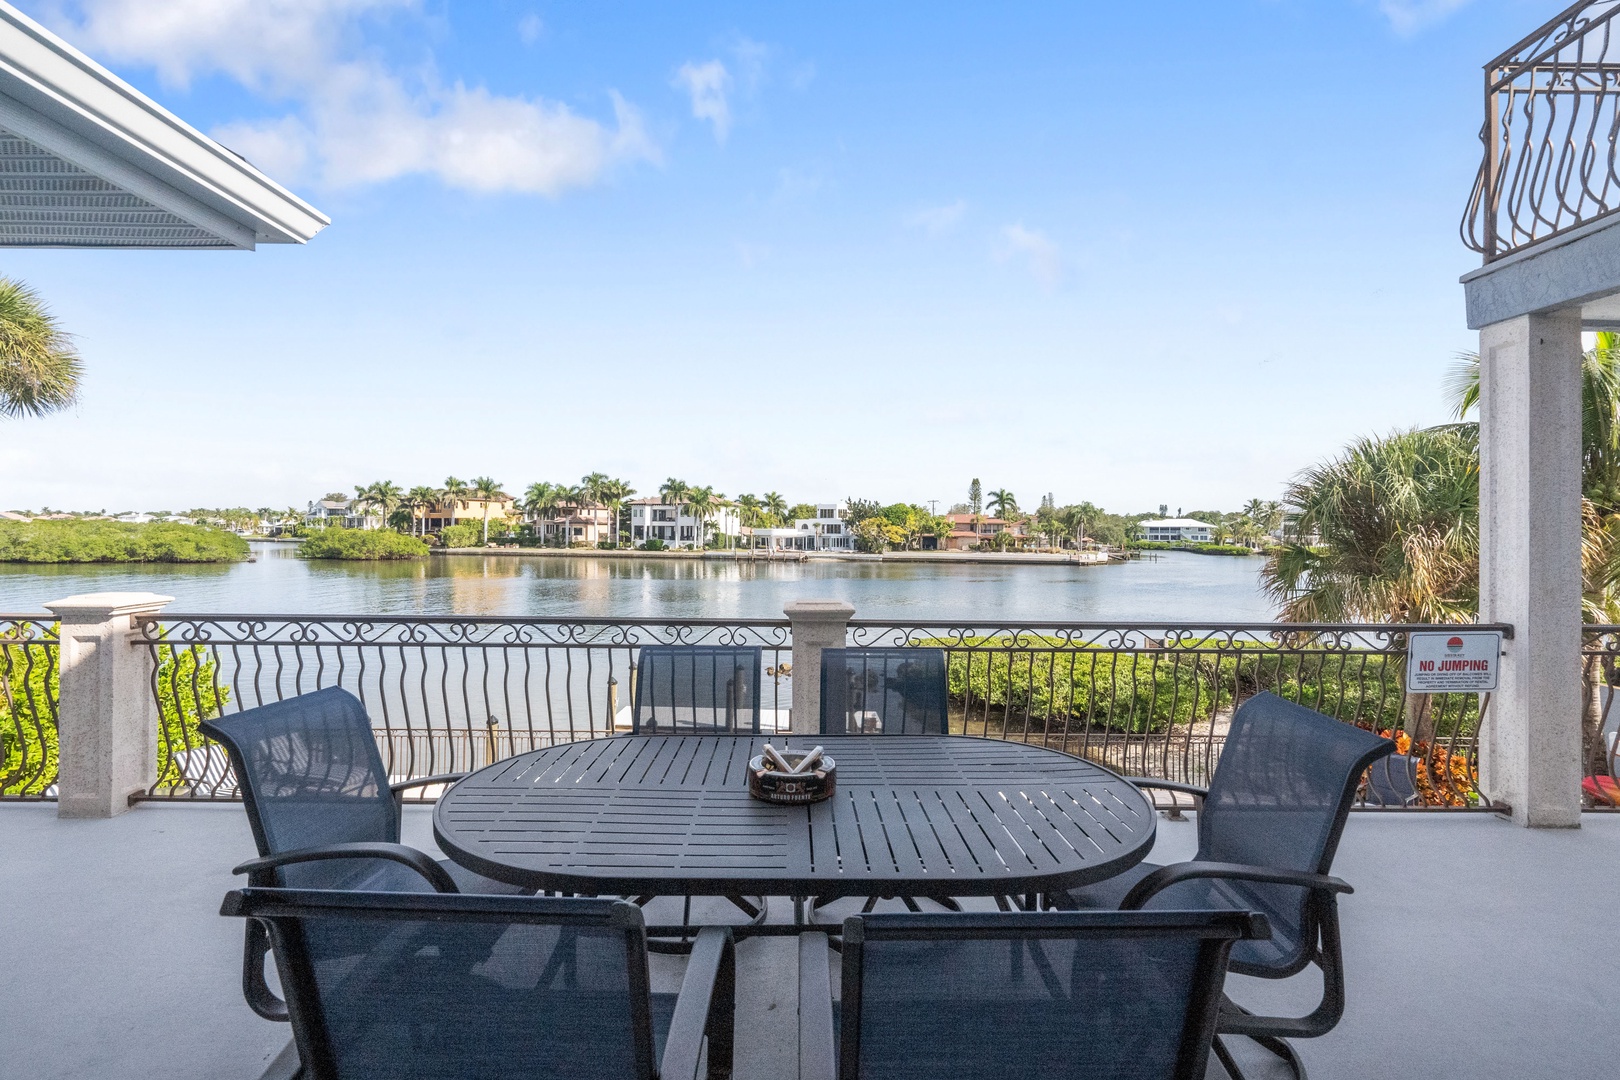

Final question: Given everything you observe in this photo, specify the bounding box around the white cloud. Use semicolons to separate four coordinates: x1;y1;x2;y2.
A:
906;199;966;234
517;13;543;45
45;0;655;195
995;223;1062;289
674;59;731;143
1378;0;1474;34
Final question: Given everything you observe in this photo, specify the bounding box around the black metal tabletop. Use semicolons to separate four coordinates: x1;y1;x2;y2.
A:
433;735;1155;899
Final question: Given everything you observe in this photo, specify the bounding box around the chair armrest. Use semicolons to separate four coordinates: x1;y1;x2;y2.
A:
1123;778;1209;799
660;927;736;1080
797;932;837;1080
1121;860;1352;911
232;842;459;893
389;773;466;797
241;918;289;1022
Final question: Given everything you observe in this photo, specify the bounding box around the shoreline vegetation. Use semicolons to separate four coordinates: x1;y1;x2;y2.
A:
297;528;428;561
0;519;248;564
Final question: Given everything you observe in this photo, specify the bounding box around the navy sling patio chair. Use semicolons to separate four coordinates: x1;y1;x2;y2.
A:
628;645;767;939
222;888;736;1080
201;686;531;1023
1053;691;1396;1079
812;647;955;917
632;645;762;734
796;908;1269;1080
818;647;948;736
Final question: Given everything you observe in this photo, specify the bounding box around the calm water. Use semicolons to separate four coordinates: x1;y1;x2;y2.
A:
0;543;1275;623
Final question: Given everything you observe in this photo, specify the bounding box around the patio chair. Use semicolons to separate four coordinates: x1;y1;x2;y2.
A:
222;888;735;1080
1364;753;1421;807
796;908;1270;1080
201;686;530;1023
632;645;762;734
1582;685;1620;806
813;647;955;916
629;645;766;938
1052;691;1395;1079
818;647;948;735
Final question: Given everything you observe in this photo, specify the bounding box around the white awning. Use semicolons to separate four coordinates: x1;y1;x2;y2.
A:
0;3;328;249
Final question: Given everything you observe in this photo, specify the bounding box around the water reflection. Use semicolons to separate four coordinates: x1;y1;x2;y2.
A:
0;543;1275;622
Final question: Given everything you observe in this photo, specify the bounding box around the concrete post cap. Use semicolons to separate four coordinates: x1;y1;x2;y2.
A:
43;592;175;620
783;599;855;619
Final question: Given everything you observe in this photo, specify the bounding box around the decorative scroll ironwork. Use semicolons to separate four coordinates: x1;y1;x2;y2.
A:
849;620;1507;809
0;611;1518;810
132;614;793;800
1462;0;1620;260
0;617;58;799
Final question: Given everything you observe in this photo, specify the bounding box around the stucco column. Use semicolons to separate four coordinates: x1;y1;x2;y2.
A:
44;592;173;818
1478;311;1583;827
785;599;854;735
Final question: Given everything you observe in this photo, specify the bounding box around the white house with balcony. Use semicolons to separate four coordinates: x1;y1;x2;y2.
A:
305;497;376;531
627;499;741;548
749;502;854;552
1138;518;1214;543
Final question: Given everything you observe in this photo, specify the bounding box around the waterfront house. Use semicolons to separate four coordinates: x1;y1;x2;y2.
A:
304;497;377;531
1139;517;1215;543
532;503;616;546
748;502;855;552
627;498;742;548
418;492;516;535
943;513;1023;551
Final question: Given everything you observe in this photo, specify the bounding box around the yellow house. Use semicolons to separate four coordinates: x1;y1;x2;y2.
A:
419;494;516;533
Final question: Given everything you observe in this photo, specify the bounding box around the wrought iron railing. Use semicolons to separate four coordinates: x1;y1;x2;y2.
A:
132;614;793;799
1;616;58;798
850;621;1496;808
1463;0;1620;260
0;613;1526;809
1581;625;1620;806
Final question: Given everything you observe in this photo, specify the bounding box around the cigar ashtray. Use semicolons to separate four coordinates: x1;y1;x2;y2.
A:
746;752;837;805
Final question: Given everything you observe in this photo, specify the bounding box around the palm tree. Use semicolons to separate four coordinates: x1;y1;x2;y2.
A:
405;486;439;536
440;477;469;534
987;489;1017;520
762;491;788;527
1261;427;1479;625
686;486;718;548
597;478;635;547
1449;336;1620;513
470;476;502;544
0;278;81;419
523;481;565;542
354;481;403;530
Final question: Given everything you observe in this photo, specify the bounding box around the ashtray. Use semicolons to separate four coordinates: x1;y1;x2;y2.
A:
747;745;836;805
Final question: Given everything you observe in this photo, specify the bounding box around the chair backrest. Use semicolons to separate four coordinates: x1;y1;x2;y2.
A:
223;888;660;1080
819;648;948;735
201;688;400;887
1363;753;1420;807
632;646;761;734
838;909;1267;1080
1196;692;1394;975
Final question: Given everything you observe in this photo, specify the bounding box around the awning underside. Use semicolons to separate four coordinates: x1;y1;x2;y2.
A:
0;128;232;248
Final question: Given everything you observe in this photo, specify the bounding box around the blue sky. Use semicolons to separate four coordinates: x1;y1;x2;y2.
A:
0;0;1549;514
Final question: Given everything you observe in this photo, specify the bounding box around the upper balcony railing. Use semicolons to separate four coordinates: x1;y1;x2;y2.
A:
1462;0;1620;261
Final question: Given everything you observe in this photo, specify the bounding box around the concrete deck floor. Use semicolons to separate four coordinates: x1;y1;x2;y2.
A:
4;802;1617;1080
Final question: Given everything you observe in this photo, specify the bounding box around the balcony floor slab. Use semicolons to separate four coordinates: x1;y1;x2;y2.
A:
2;802;1616;1079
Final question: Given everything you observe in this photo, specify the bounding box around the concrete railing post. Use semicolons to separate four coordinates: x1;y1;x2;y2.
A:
44;592;173;818
784;599;855;735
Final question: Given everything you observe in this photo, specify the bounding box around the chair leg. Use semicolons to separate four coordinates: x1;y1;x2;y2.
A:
1211;1036;1246;1080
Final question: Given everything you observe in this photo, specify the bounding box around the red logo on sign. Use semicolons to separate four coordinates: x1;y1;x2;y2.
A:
1446;636;1464;652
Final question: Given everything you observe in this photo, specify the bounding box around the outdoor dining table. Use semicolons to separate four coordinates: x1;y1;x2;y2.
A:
433;734;1156;902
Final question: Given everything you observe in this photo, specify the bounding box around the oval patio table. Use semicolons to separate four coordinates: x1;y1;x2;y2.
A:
434;734;1156;901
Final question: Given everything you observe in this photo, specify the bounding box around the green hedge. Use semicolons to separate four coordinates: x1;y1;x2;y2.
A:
437;522;483;548
926;636;1475;737
1;629;228;795
0;519;249;563
298;528;428;560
